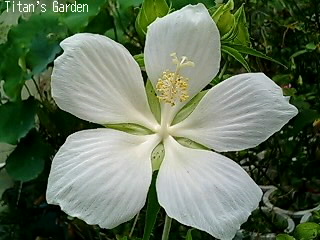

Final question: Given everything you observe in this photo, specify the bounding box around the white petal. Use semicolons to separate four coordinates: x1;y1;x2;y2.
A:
52;33;158;130
46;129;160;229
144;4;221;120
157;137;262;239
170;73;298;152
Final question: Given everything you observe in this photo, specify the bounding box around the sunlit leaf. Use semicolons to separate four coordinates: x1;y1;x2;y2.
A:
294;222;320;240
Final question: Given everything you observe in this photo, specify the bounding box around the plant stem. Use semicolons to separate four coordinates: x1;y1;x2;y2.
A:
129;211;139;238
161;215;172;240
218;60;229;81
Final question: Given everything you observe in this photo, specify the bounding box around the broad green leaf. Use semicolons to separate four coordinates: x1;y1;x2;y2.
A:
0;98;37;145
145;79;161;124
142;172;160;240
175;137;209;150
0;13;67;101
135;0;169;40
61;0;107;33
0;46;26;101
26;35;61;75
276;234;296;240
5;131;51;182
151;143;164;171
118;0;143;10
83;7;114;34
171;90;208;125
294;222;320;240
222;42;287;68
221;45;251;72
105;123;153;135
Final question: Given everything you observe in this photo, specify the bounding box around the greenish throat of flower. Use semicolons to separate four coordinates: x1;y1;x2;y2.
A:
156;53;194;106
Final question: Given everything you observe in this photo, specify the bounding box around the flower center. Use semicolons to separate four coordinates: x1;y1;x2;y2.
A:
156;53;194;106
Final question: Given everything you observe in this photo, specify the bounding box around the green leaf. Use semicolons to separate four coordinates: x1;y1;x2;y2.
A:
221;45;251;72
5;131;51;182
0;98;37;145
135;0;169;40
0;45;26;101
294;222;320;240
83;7;113;34
142;172;161;240
276;234;296;240
306;43;317;51
0;13;67;101
222;42;287;68
105;123;153;135
26;35;61;75
172;90;208;125
145;79;161;123
61;0;107;33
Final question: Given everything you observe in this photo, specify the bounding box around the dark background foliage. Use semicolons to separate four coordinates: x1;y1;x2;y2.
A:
0;0;319;239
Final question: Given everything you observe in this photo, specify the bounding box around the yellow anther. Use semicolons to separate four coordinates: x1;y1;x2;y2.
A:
156;53;194;106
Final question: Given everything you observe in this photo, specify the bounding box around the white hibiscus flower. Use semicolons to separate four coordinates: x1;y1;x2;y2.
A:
46;4;298;239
